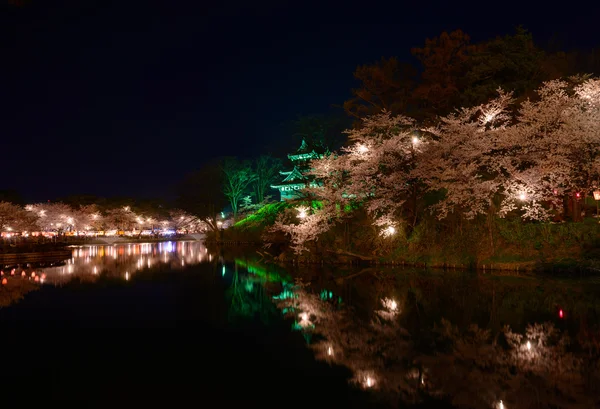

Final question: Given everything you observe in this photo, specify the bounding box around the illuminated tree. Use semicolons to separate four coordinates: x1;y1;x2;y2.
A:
27;202;76;233
417;89;514;220
222;158;256;219
271;112;420;253
0;202;37;233
419;77;600;222
77;204;103;231
498;77;600;221
103;206;137;231
168;209;206;233
271;205;335;254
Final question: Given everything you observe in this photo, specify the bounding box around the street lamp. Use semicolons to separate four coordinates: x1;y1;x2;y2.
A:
593;190;600;217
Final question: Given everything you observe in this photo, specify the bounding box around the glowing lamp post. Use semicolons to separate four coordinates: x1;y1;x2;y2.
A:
594;190;600;217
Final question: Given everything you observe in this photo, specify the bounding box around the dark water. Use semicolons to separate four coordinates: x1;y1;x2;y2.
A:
1;241;599;409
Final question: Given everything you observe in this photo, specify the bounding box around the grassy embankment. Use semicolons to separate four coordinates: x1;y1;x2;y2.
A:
219;201;600;273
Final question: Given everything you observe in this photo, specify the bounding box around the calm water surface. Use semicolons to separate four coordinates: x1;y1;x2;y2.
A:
1;241;599;409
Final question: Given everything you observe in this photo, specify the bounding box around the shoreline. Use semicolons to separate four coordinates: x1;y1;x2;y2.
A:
206;241;599;275
0;235;204;264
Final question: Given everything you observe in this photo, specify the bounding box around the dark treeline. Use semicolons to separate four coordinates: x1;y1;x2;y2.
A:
343;27;600;124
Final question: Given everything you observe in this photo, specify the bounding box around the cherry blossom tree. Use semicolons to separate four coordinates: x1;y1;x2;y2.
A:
168;209;207;233
78;204;103;231
27;202;76;233
103;206;137;231
416;89;514;220
498;77;600;221
0;202;38;233
273;112;422;254
272;77;600;253
271;205;335;254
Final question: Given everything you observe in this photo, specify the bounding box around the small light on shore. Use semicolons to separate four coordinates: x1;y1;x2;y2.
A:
296;206;309;219
498;400;505;409
519;193;527;201
125;272;129;281
365;376;374;388
390;300;398;311
327;346;333;356
526;341;531;351
559;309;564;319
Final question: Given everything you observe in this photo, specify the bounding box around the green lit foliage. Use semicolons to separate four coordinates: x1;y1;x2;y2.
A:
233;202;292;229
251;155;282;204
222;158;256;219
234;258;289;283
225;266;277;324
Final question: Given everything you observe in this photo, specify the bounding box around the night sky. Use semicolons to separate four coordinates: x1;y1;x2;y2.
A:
2;1;599;202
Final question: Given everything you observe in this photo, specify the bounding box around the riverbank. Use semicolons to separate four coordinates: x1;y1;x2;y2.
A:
67;233;204;245
218;207;600;274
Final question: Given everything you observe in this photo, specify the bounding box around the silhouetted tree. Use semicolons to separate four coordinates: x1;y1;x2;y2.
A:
460;27;545;107
411;29;475;121
343;57;417;121
176;159;227;232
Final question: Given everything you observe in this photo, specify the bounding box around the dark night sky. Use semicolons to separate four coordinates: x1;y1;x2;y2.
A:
2;0;599;202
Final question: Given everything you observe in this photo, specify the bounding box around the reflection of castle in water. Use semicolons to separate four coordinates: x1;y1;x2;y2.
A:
39;241;213;283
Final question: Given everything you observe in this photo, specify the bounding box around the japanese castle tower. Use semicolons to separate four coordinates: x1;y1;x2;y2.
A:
271;138;327;201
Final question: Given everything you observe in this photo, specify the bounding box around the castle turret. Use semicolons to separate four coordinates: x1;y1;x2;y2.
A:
271;139;326;201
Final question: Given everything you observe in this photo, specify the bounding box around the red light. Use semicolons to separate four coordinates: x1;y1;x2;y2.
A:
559;309;564;318
576;193;580;198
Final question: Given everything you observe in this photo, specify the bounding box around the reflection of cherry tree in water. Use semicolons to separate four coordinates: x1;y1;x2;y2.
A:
274;278;600;409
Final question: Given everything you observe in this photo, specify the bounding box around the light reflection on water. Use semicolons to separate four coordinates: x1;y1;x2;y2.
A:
38;241;212;284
